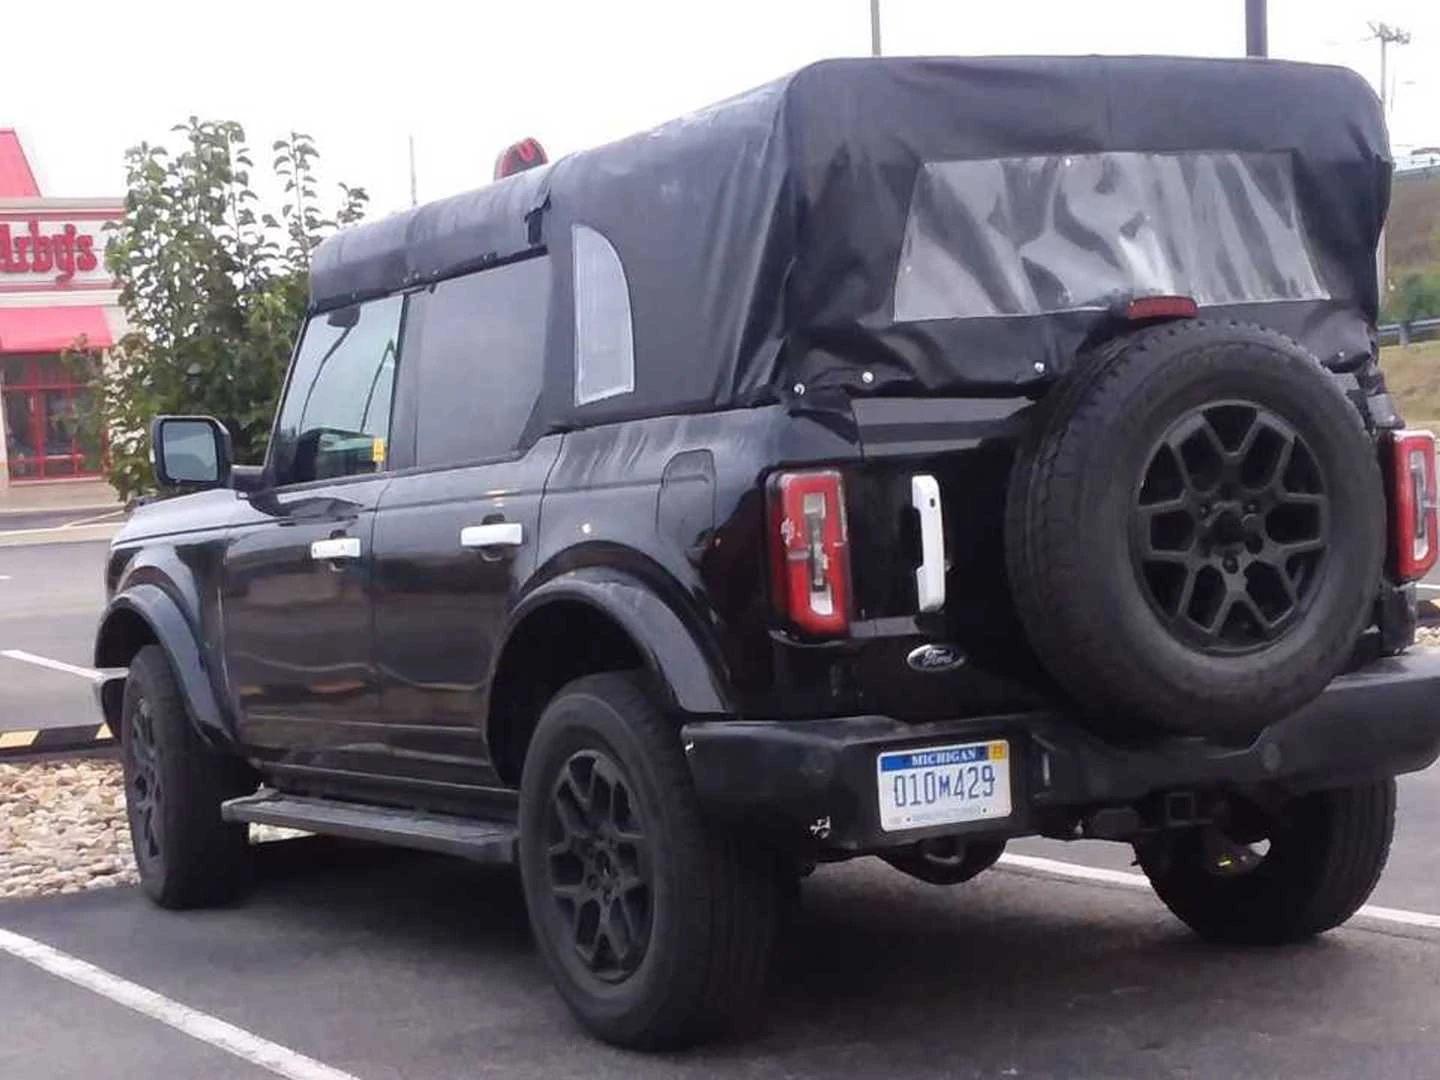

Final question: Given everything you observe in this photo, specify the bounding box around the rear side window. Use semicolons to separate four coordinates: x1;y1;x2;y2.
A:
573;224;635;405
272;294;404;486
413;257;551;468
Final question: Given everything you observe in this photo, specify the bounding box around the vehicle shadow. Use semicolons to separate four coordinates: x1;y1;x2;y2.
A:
233;838;1439;1079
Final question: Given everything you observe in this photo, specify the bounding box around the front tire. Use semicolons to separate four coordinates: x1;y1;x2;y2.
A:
1137;780;1395;945
121;645;255;909
518;672;780;1049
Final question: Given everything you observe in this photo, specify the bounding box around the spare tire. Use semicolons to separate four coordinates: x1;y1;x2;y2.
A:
1005;320;1384;743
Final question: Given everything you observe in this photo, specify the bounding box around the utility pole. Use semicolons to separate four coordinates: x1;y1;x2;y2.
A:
1245;0;1267;57
1368;23;1409;307
1369;21;1411;115
408;135;418;208
869;0;881;57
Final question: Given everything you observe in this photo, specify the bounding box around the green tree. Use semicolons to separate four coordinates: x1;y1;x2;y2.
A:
79;119;367;502
1382;270;1440;340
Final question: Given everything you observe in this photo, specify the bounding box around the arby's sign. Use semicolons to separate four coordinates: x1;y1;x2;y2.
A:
0;214;117;290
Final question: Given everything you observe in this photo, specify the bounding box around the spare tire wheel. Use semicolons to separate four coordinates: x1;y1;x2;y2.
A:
1005;320;1384;743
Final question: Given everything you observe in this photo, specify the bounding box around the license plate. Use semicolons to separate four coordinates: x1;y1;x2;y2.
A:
875;740;1012;832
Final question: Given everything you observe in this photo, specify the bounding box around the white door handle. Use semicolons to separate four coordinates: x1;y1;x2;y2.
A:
911;475;946;612
461;522;524;549
310;536;361;561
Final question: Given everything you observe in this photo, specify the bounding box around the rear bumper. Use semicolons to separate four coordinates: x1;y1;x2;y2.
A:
681;651;1440;852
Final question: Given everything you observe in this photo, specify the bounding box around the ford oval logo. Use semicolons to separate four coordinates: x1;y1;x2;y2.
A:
906;643;965;673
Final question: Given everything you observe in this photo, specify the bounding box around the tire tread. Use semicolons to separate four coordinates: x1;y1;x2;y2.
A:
519;672;778;1049
123;645;253;910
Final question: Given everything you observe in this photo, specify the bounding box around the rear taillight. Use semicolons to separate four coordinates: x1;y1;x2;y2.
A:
1390;429;1438;581
768;469;850;636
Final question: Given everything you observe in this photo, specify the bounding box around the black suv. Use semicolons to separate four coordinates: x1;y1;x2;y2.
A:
96;56;1440;1049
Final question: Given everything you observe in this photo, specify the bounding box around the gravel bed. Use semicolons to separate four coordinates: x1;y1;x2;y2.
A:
1;760;136;901
1415;626;1440;649
1;760;307;902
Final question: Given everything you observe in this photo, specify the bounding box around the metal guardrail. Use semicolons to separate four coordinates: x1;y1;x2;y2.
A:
1379;317;1440;344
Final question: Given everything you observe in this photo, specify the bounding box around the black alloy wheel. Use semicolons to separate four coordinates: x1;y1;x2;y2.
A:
1005;319;1386;741
124;694;165;874
119;645;255;909
517;672;781;1049
544;749;654;983
1132;400;1329;654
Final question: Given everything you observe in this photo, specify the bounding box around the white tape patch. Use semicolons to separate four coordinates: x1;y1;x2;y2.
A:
0;927;362;1080
998;852;1440;930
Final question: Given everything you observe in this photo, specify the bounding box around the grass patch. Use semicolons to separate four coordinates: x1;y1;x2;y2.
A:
1381;341;1440;426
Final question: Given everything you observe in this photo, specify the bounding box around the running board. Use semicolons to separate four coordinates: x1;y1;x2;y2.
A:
222;790;516;865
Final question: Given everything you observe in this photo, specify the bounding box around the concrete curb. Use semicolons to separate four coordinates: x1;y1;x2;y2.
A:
0;722;114;759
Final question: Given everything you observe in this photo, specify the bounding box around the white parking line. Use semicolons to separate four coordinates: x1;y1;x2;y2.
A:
61;509;125;528
998;853;1440;931
0;522;121;546
0;927;362;1080
1416;583;1440;593
0;649;104;682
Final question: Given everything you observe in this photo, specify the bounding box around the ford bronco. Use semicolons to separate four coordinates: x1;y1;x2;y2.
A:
95;56;1440;1048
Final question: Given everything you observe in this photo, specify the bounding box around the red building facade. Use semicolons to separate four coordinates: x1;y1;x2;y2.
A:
0;130;123;492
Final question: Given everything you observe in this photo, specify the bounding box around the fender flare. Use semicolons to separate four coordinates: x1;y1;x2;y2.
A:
498;566;732;716
94;582;234;747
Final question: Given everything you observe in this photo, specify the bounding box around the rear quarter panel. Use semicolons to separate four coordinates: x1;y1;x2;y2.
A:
532;406;860;715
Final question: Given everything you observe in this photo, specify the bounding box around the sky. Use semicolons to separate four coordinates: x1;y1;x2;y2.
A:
7;0;1439;219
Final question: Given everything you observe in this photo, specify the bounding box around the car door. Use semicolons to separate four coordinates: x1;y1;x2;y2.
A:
370;255;555;794
223;294;406;774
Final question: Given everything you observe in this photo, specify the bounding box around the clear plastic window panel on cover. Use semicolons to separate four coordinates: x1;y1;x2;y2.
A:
573;223;637;406
893;151;1329;323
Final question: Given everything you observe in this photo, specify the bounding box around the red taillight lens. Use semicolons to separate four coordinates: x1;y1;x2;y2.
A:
768;469;850;636
1390;429;1438;581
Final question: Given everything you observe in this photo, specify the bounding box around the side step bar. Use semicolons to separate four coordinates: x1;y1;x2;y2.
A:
222;790;516;865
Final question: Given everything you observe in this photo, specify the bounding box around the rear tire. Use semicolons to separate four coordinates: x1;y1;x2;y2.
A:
120;645;255;909
518;672;780;1049
1137;780;1395;945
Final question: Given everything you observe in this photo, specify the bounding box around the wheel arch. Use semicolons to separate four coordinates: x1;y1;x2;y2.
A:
485;566;732;787
94;582;234;747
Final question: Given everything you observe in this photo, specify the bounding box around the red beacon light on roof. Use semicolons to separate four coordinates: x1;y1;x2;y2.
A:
494;138;548;181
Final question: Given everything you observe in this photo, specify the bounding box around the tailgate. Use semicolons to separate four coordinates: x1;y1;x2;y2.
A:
838;396;1047;714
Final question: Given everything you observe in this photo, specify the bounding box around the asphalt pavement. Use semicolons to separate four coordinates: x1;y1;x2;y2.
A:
0;540;110;732
3;535;1440;1078
3;843;1440;1080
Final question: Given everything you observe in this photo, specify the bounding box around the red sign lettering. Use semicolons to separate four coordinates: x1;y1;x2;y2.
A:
0;220;105;285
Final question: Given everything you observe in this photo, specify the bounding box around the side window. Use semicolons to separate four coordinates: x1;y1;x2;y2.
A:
573;224;635;405
272;294;404;486
413;256;551;468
